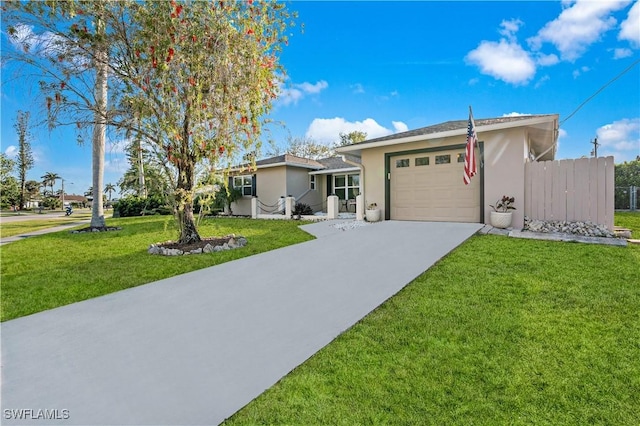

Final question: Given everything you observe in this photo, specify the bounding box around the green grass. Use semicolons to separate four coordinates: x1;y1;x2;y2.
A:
0;216;313;321
0;213;93;238
225;221;640;425
615;211;640;238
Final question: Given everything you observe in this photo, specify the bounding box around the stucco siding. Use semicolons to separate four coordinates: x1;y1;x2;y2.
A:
231;198;252;216
256;167;286;212
483;127;527;229
286;167;324;212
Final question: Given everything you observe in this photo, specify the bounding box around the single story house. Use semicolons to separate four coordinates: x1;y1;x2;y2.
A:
229;154;361;216
335;114;559;229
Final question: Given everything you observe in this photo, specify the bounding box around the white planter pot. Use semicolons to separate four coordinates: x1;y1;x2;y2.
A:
490;211;513;229
365;209;381;222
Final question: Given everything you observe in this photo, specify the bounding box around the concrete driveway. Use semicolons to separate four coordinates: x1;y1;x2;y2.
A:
1;220;481;425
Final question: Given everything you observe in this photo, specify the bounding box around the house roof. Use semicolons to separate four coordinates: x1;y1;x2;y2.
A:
228;153;363;176
62;195;88;202
336;114;559;161
255;154;325;169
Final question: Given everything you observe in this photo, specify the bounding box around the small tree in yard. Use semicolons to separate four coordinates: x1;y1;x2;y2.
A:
4;1;296;243
120;1;296;244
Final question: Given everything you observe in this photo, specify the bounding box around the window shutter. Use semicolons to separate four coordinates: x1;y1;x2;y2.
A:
327;175;332;196
252;174;257;197
228;176;233;189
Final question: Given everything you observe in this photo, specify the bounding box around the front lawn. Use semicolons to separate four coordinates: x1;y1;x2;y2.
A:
0;216;314;321
225;217;640;425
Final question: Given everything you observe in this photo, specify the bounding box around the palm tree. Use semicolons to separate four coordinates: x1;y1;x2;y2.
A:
41;172;60;197
104;183;116;201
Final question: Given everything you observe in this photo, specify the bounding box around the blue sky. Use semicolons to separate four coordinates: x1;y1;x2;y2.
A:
2;0;639;197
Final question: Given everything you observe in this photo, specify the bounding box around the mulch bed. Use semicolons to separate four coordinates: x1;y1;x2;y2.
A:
156;236;234;252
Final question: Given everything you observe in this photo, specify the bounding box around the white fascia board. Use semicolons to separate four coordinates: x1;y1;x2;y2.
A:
258;162;322;170
336;115;559;153
308;167;360;175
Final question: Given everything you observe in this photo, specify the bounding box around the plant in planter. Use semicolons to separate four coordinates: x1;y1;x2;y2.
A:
365;202;381;222
489;195;516;228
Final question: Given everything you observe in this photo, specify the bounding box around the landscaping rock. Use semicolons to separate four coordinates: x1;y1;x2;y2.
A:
148;234;248;256
523;217;617;238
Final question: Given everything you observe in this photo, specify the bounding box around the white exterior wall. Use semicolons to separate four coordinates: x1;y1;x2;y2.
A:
256;167;287;211
231;197;252;216
482;127;527;229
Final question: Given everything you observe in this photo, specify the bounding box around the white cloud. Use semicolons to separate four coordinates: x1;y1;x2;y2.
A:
572;65;591;79
596;117;640;162
619;1;640;46
106;138;130;154
4;145;18;158
351;83;365;94
535;52;560;67
305;117;407;144
392;121;409;133
296;81;328;94
8;23;71;58
528;0;631;61
278;80;328;106
499;19;523;41
465;38;536;85
534;74;551;88
502;112;532;117
613;47;633;58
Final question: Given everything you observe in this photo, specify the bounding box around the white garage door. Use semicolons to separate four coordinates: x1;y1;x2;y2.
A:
390;149;480;222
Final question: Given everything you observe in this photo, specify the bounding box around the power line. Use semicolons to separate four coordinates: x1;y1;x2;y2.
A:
559;58;640;127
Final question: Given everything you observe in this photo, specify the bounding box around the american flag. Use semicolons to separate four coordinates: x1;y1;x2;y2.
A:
463;108;477;185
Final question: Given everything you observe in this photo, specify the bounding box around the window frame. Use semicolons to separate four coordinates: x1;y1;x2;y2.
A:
333;173;360;200
233;175;253;196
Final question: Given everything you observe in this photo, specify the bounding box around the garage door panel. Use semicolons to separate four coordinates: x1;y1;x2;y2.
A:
391;150;480;222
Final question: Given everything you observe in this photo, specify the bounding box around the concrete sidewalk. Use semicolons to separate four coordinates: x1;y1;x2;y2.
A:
0;221;91;245
1;220;481;425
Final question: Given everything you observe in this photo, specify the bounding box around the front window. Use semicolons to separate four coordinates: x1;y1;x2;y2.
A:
334;173;360;200
310;175;316;190
233;175;252;196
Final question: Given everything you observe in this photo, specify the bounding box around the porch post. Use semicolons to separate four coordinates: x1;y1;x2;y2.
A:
355;194;364;221
278;196;286;215
327;195;339;219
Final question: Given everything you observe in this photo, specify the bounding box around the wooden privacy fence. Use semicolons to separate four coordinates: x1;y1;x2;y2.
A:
524;156;615;230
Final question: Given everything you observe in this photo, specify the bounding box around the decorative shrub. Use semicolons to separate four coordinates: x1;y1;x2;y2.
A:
113;195;170;217
293;202;313;216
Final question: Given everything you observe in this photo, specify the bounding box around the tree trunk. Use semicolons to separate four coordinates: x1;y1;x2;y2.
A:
175;160;201;245
91;15;107;229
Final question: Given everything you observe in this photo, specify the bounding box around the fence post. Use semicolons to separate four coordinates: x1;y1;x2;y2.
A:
355;194;364;221
278;196;285;214
632;186;637;211
251;197;259;219
327;195;339;219
285;196;296;217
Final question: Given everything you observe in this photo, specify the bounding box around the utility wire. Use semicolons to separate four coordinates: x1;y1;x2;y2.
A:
559;58;640;126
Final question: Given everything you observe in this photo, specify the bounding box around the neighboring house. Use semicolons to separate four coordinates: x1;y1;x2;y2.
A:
63;194;89;207
335;114;559;229
229;154;360;215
